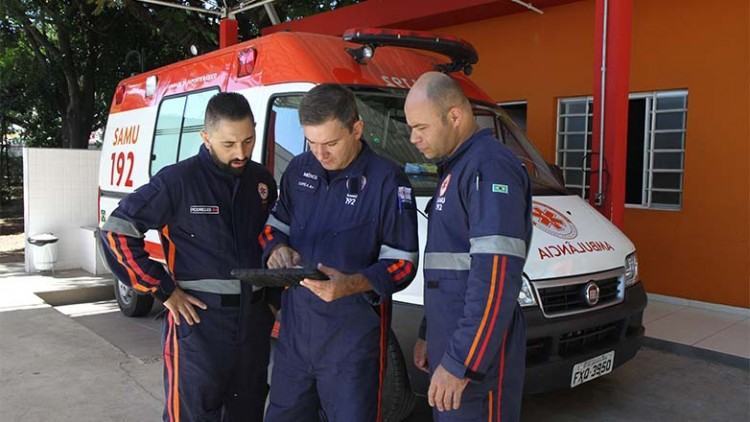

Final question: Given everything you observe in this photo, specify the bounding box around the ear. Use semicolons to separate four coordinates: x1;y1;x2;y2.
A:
200;130;211;148
448;106;462;129
352;119;364;140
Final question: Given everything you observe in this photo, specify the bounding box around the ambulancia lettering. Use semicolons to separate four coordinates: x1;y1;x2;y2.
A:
538;241;615;260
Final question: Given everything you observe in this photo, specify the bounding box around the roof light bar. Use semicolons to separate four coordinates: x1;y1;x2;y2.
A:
342;27;478;75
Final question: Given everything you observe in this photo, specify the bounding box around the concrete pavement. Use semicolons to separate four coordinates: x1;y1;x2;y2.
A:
1;261;748;421
0;262;162;421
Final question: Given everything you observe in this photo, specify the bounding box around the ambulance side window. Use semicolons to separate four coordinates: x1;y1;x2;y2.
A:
179;90;216;161
150;89;219;176
475;112;499;139
151;96;186;176
268;96;306;182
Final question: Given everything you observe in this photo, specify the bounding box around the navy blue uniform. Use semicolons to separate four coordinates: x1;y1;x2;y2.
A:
99;145;277;422
422;129;532;422
260;141;419;422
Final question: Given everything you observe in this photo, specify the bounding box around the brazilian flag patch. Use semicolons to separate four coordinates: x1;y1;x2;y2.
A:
491;183;509;194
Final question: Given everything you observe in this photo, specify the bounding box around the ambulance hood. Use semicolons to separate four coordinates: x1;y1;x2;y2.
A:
524;195;635;281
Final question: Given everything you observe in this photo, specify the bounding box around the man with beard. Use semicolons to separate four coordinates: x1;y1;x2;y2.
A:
99;92;278;422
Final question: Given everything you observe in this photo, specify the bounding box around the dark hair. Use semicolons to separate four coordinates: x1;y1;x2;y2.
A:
204;92;254;131
299;84;359;131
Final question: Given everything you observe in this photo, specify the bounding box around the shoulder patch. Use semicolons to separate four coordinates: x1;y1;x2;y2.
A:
491;183;509;194
258;182;269;200
398;186;413;204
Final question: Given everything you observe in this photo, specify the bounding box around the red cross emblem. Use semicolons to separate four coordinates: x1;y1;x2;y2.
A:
531;201;578;239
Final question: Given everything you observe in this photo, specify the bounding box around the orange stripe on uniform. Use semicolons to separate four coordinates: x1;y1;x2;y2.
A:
259;225;275;249
376;301;389;422
116;234;161;285
107;232;152;294
161;226;176;275
488;390;494;422
164;313;175;422
264;226;274;244
387;259;405;274
465;255;500;366
393;261;413;283
471;256;507;372
496;331;508;422
172;315;180;422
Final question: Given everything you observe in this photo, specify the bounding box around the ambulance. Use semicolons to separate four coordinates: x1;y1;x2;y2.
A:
98;28;647;419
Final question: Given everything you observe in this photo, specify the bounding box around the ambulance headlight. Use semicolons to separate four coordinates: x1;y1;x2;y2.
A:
518;275;537;307
624;253;639;286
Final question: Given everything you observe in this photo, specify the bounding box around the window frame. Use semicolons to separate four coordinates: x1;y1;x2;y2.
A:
262;92;309;181
149;86;220;177
556;90;687;211
555;96;593;199
498;100;528;133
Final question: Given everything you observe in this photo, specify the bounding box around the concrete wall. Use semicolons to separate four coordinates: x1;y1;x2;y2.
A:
23;148;102;272
436;0;750;307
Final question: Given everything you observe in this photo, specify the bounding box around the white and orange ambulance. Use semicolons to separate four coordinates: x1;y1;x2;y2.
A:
98;28;647;418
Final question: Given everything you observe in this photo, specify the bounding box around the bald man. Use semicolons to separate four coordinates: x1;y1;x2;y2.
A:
405;72;532;422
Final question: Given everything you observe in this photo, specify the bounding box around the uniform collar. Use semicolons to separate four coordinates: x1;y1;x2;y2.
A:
438;128;492;174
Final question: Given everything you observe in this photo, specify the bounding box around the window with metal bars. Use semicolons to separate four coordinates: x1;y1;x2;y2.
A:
556;90;687;210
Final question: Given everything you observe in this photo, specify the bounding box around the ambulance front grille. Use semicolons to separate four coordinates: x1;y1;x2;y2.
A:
533;268;625;318
558;321;622;357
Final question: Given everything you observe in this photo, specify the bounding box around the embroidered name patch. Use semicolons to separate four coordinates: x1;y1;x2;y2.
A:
297;181;316;190
190;205;220;215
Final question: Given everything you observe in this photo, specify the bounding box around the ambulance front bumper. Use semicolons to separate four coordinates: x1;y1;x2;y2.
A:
523;282;647;394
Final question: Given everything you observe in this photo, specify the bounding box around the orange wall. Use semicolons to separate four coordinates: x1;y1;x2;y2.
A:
437;0;750;307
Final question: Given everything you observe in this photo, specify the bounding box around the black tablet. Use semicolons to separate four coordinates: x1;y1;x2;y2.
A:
230;268;329;288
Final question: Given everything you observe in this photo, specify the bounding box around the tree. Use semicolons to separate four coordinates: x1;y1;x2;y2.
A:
1;1;104;148
0;0;205;148
0;0;361;148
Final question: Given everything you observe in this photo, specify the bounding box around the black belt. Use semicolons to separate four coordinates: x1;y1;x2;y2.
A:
218;289;265;307
220;294;241;307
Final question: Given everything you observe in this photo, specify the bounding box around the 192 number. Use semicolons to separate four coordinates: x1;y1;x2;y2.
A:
382;76;416;88
110;151;134;187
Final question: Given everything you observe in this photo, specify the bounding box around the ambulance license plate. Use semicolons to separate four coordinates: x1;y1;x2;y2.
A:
570;351;615;388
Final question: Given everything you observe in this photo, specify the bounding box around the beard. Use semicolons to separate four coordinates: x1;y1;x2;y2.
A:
209;149;247;176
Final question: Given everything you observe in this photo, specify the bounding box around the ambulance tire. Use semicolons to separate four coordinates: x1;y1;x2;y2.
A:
382;330;417;422
114;278;154;317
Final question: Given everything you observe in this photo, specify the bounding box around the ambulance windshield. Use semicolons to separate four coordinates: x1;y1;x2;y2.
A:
268;90;566;196
353;90;567;196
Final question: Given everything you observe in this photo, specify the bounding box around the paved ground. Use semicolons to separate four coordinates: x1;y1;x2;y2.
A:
0;263;163;422
0;261;748;421
408;348;750;422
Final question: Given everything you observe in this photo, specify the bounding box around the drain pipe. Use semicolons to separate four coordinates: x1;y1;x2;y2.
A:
595;0;609;206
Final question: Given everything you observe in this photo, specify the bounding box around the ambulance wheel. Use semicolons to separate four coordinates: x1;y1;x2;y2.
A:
382;330;416;422
114;278;153;317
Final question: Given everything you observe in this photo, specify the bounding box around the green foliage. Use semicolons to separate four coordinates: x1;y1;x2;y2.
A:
1;0;361;148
